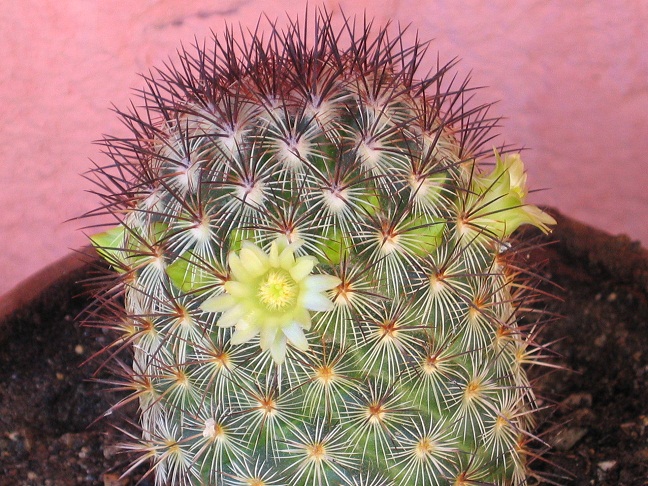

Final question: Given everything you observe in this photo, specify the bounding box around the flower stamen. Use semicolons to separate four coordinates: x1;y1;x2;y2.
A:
258;271;297;310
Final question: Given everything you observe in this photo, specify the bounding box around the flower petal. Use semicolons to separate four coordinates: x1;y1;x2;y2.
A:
283;322;309;351
302;291;335;312
304;274;341;292
217;305;246;328
239;244;268;277
200;294;235;313
279;245;296;268
523;204;557;234
289;257;315;281
224;281;251;298
259;326;278;351
269;333;288;365
231;320;259;345
294;307;312;330
228;253;250;281
269;240;280;267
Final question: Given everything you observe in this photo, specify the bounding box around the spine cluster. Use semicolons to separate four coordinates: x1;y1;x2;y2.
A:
87;9;555;486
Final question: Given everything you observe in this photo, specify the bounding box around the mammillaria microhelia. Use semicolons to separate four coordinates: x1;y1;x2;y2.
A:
87;7;556;485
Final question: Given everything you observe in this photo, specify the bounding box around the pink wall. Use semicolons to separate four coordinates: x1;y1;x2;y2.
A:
1;0;647;296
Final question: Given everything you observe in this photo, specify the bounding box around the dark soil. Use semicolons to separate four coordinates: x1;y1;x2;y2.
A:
0;209;646;485
0;259;146;486
529;211;648;486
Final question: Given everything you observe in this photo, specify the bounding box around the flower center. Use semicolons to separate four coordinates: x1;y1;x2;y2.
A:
257;271;297;310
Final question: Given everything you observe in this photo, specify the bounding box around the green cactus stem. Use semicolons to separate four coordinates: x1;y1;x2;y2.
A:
86;7;556;486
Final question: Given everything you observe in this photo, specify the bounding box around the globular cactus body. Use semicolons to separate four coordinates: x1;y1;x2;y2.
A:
88;9;555;486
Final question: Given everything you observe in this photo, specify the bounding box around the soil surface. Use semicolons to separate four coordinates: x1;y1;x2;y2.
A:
0;209;646;486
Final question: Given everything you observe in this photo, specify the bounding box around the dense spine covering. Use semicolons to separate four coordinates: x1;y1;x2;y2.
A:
86;8;556;486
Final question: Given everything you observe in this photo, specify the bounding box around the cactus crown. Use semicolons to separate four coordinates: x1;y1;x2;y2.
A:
87;8;555;486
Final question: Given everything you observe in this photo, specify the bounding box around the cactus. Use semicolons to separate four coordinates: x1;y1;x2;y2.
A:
86;8;556;486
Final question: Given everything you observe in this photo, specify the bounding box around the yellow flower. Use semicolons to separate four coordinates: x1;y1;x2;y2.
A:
461;151;556;240
200;237;341;364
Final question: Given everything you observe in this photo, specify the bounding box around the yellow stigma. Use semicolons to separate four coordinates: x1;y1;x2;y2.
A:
257;271;297;310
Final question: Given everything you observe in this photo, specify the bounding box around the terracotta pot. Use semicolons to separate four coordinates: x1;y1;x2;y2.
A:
1;209;646;485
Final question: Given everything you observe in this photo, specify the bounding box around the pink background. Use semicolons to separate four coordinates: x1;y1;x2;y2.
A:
1;0;647;296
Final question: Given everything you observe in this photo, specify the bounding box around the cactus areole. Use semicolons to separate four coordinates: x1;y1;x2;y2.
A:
87;8;556;486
